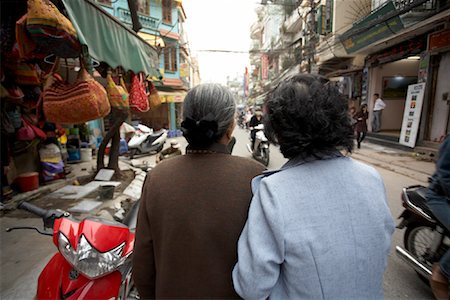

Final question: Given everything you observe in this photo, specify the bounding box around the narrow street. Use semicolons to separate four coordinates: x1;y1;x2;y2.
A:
1;127;436;299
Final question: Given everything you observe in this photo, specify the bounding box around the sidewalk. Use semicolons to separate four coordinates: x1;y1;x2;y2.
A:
351;141;436;184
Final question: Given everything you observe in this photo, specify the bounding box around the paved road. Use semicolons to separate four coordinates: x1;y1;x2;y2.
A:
0;127;435;299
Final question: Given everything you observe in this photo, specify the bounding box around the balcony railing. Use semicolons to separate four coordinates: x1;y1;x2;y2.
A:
117;8;159;31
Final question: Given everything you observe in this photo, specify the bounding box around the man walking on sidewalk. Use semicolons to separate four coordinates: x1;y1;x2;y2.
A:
372;93;386;132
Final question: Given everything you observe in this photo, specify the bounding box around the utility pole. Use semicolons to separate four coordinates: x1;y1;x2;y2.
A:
307;0;317;74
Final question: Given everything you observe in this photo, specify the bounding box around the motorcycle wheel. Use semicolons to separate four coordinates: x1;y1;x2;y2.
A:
260;148;269;166
129;149;138;159
404;222;435;284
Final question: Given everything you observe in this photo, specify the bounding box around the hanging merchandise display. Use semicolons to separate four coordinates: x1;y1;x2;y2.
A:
129;73;150;112
26;0;81;58
106;70;129;110
11;62;41;86
147;80;161;109
42;58;110;124
15;14;46;60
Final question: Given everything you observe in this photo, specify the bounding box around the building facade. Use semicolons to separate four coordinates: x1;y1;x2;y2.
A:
249;0;450;151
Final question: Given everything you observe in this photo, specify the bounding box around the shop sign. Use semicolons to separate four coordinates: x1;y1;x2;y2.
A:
417;52;430;83
261;54;269;80
399;82;426;148
341;1;404;54
428;28;450;52
366;38;424;66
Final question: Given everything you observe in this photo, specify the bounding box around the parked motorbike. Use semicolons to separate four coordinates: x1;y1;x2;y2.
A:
246;124;270;166
395;185;450;284
6;200;141;299
128;124;167;158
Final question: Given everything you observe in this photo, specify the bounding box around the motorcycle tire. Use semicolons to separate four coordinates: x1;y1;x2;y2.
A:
260;148;269;166
129;149;138;159
404;222;436;284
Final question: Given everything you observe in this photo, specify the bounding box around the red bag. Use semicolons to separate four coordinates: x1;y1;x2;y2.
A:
17;119;35;141
23;117;46;139
129;73;149;112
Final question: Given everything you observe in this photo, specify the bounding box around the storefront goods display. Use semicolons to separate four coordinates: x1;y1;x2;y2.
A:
147;80;161;108
11;62;41;86
129;73;150;112
15;172;39;192
17;117;46;141
39;143;64;182
106;71;129;109
15;14;46;60
26;0;81;58
43;59;110;124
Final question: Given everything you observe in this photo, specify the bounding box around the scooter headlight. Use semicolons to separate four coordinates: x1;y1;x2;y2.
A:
58;232;127;279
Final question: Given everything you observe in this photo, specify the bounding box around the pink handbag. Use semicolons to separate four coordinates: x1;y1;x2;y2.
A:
17;119;35;140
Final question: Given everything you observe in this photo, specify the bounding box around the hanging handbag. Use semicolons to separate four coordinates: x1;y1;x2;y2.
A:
147;80;162;109
12;62;41;85
17;119;36;141
43;58;111;124
120;74;128;93
129;73;150;112
106;71;129;110
26;0;81;58
16;14;46;60
23;116;46;140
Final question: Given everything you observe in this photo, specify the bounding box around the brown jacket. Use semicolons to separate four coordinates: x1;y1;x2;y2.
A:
133;144;266;299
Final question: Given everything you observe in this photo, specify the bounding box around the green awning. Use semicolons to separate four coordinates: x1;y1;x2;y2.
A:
62;0;161;77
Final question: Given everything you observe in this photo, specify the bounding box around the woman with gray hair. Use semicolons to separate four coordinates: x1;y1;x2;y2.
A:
133;84;266;299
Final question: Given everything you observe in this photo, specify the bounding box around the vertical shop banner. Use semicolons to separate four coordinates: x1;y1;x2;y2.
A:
418;52;430;83
399;83;426;147
261;54;269;80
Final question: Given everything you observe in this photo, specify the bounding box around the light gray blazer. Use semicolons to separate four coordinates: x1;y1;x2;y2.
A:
233;154;395;300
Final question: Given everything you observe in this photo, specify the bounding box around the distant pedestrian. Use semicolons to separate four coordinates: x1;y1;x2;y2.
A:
372;93;386;132
354;104;369;149
233;74;395;299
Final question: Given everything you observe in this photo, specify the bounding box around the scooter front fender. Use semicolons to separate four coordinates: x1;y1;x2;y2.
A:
37;253;122;300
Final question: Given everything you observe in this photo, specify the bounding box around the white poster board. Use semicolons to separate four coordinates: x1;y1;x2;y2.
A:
399;83;426;147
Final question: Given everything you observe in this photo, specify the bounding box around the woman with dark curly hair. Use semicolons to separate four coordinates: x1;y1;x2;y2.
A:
233;74;395;299
133;84;265;299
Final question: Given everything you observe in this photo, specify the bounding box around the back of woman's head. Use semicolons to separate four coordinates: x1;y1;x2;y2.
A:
181;84;236;148
264;74;354;159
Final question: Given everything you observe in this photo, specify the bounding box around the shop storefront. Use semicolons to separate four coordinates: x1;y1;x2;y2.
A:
1;0;160;199
365;36;426;137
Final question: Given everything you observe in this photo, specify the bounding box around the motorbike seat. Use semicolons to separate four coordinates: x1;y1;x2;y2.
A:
122;200;140;232
150;129;165;138
406;186;434;219
145;130;166;144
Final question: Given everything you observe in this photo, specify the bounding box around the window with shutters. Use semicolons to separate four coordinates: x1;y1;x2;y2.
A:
164;46;177;72
162;0;172;24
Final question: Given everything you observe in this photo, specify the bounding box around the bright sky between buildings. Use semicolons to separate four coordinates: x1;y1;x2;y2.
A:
183;0;258;85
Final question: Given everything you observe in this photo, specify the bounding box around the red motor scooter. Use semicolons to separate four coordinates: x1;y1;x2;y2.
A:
6;200;140;299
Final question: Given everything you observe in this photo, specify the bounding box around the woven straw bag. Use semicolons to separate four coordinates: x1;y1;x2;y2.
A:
26;0;81;57
43;59;110;124
106;71;129;110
